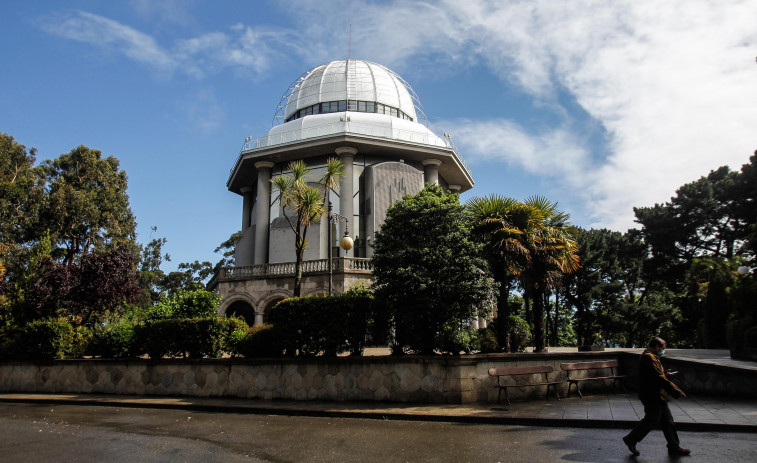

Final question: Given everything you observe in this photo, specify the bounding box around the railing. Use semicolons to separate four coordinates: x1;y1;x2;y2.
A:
232;118;472;182
220;257;373;281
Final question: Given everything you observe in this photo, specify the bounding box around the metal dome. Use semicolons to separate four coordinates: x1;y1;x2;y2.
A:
274;59;425;125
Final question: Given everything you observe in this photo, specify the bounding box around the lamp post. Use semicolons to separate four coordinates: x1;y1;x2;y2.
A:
328;201;354;294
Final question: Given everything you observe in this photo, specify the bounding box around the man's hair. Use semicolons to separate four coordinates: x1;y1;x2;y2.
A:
649;337;666;348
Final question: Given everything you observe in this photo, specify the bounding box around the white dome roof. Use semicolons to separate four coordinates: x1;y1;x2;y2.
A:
282;59;418;122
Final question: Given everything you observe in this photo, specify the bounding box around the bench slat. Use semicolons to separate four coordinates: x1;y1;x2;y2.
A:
489;366;553;376
560;360;618;371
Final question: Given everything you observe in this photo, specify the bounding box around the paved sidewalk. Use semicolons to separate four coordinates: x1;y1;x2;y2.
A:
1;391;755;433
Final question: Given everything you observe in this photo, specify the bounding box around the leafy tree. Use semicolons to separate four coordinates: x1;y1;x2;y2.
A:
271;159;343;297
0;133;44;246
39;145;136;264
372;184;497;355
6;244;140;325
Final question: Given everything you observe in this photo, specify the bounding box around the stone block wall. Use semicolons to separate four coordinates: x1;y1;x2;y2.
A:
2;352;753;403
619;352;757;398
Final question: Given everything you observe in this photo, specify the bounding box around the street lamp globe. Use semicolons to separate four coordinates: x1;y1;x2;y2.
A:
340;233;354;251
738;266;750;275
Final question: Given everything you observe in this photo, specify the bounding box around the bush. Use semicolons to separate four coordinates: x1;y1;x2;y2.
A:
436;322;478;355
238;324;283;358
90;324;135;358
144;288;221;322
133;316;247;359
507;315;532;352
267;288;374;357
478;327;499;353
220;316;249;358
69;325;93;358
3;318;75;360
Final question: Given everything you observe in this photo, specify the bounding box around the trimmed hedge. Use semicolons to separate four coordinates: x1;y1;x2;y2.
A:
134;317;248;359
0;318;75;361
267;288;374;357
237;324;283;358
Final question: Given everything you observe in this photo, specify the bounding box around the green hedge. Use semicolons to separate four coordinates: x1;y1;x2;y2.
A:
134;317;248;359
267;288;374;357
237;324;283;358
0;318;75;361
90;324;136;358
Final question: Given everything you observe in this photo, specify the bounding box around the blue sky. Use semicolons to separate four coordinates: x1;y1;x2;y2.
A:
2;0;756;270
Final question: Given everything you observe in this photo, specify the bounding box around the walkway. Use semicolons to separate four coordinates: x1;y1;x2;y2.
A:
1;391;755;433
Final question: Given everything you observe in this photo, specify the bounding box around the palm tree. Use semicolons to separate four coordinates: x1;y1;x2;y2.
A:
518;196;580;352
270;159;343;297
467;195;579;352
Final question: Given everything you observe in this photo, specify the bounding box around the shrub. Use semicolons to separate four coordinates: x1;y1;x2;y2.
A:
90;324;135;358
134;316;245;359
507;315;532;352
478;327;499;353
220;316;249;358
69;325;93;358
268;288;374;357
10;318;75;360
238;324;283;358
145;288;221;322
436;322;478;355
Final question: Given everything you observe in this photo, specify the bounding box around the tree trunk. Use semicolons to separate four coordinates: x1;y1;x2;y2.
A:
533;288;546;352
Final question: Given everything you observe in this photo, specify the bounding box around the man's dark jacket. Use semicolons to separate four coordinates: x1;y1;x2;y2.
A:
637;349;684;402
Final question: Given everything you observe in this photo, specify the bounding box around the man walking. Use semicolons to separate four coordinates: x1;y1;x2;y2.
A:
623;337;691;457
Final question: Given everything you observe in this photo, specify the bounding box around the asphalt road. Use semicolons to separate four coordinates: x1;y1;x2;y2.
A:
0;403;754;463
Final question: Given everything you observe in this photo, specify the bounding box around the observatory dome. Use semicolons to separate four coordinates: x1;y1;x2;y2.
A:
282;60;418;123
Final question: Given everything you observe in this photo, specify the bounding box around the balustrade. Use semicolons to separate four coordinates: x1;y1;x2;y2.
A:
220;258;373;281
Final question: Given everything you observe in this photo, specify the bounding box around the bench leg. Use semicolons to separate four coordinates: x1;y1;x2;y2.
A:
548;384;560;401
504;387;511;405
567;381;581;398
569;381;584;399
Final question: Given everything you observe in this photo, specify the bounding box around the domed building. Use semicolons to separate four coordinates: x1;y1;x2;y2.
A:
214;59;474;325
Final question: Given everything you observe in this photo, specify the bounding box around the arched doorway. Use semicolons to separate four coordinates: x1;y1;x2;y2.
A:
226;300;255;326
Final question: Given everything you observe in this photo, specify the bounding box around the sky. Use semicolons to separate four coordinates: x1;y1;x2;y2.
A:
2;0;756;270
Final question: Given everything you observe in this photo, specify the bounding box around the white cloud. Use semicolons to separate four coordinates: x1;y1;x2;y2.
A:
42;3;757;232
286;0;757;231
42;11;178;75
42;11;296;79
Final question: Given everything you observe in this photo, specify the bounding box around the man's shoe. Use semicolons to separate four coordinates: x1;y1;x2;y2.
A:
622;435;640;456
668;447;691;456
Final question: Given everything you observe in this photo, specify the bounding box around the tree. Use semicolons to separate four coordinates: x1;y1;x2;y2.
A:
467;194;579;352
270;159;343;297
515;196;580;352
372;184;497;355
8;245;140;325
0;133;44;246
466;195;532;351
40;145;136;264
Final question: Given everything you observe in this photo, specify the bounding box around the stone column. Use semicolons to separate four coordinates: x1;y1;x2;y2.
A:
240;186;252;229
254;161;275;265
336;147;357;257
422;159;442;185
254;312;264;326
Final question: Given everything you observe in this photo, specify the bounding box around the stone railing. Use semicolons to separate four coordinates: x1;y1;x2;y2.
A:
221;257;373;281
230;118;473;183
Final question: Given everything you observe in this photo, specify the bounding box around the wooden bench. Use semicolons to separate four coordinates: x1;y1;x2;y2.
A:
488;366;561;405
560;360;627;398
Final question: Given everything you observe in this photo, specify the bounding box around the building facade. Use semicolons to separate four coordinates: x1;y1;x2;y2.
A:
214;59;473;325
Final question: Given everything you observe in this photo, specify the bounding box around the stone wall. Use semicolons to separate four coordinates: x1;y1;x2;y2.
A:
2;352;754;403
619;352;757;398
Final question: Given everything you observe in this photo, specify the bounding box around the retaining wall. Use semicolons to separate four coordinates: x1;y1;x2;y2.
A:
1;352;754;403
